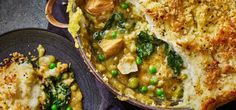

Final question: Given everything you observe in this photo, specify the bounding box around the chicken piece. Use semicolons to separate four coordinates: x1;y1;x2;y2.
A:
85;0;114;16
99;38;124;58
117;53;138;74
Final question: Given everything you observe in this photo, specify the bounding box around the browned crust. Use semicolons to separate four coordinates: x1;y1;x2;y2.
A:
145;0;234;36
210;22;236;60
0;52;27;99
0;52;27;66
202;89;236;110
205;19;236;89
178;18;236;56
145;0;186;33
204;60;221;90
0;53;27;80
177;19;236;90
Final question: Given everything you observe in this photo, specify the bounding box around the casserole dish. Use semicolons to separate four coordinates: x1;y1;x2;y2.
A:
45;0;236;110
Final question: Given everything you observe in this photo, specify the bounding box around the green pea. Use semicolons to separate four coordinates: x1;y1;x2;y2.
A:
136;57;142;65
97;54;105;61
51;104;57;110
120;2;129;9
156;88;165;98
139;86;148;93
111;70;119;77
111;31;117;39
149;65;157;74
49;63;56;69
128;77;139;88
150;77;158;85
66;107;73;110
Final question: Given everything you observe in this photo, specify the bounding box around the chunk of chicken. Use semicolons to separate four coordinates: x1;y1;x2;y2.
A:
117;53;138;74
85;0;114;16
99;38;124;57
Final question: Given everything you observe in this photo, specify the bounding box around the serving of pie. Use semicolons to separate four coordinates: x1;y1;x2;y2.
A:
66;0;236;110
0;45;82;110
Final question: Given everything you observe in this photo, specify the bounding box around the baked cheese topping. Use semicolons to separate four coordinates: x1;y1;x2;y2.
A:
0;53;41;110
0;45;83;110
128;0;236;109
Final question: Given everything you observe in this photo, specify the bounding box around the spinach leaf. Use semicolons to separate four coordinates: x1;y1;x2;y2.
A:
93;31;104;41
137;43;154;59
153;37;166;46
42;77;71;110
136;31;184;75
103;13;123;30
93;13;125;41
117;19;127;28
103;15;115;30
138;31;154;42
137;31;165;45
164;44;184;75
136;31;155;59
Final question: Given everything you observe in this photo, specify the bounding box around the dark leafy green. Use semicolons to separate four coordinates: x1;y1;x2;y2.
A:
136;31;184;75
137;43;154;59
164;44;184;75
103;15;115;30
136;31;155;59
93;13;125;41
117;19;127;28
103;13;124;30
138;31;154;42
153;37;166;46
42;76;71;110
93;31;104;41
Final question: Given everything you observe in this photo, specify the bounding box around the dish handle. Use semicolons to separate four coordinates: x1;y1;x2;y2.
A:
45;0;68;28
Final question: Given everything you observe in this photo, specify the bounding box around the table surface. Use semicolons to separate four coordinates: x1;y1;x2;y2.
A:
0;0;48;34
0;0;235;110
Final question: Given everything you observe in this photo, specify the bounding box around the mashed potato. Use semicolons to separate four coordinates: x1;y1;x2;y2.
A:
0;45;83;110
0;53;41;110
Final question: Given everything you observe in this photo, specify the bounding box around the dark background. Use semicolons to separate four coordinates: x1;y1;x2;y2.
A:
0;0;48;34
0;0;235;110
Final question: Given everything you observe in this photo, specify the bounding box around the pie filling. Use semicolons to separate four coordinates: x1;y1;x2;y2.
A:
68;0;188;107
